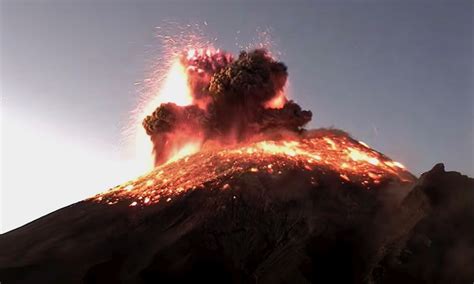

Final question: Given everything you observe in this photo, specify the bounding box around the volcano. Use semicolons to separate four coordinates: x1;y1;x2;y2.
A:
2;46;473;283
1;129;473;283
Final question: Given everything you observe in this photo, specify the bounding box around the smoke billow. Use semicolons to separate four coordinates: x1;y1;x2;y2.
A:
143;49;312;166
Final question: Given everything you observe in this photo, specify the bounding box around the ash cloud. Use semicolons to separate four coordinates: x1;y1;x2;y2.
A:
143;49;312;166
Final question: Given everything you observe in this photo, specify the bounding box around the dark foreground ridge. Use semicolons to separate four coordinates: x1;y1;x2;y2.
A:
0;157;472;283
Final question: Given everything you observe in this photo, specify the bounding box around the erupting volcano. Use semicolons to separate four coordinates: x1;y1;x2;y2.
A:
111;46;413;208
1;44;473;284
139;48;311;167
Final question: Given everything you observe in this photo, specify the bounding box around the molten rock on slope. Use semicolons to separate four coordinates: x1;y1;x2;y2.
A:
93;130;413;207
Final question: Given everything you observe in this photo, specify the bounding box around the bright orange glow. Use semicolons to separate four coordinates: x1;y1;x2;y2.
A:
384;160;406;169
358;140;370;148
132;58;194;171
264;91;286;109
166;141;201;164
140;59;193;118
347;147;380;166
91;132;414;207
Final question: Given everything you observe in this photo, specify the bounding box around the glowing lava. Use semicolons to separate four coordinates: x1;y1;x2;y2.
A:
92;130;414;207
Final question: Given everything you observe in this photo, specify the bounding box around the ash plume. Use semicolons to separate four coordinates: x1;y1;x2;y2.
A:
143;49;312;166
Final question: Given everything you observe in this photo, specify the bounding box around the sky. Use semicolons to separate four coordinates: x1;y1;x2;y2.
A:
1;0;472;233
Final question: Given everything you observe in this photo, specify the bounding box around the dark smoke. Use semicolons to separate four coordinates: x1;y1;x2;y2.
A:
143;49;312;166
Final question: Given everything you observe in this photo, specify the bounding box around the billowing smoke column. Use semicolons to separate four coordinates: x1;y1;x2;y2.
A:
143;48;312;166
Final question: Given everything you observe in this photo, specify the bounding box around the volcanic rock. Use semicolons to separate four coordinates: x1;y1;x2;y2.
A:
374;163;474;283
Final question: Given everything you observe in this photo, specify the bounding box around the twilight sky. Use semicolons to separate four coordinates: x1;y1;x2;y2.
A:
1;0;472;232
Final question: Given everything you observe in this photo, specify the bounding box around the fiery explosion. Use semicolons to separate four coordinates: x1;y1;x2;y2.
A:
140;47;311;166
96;44;414;207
